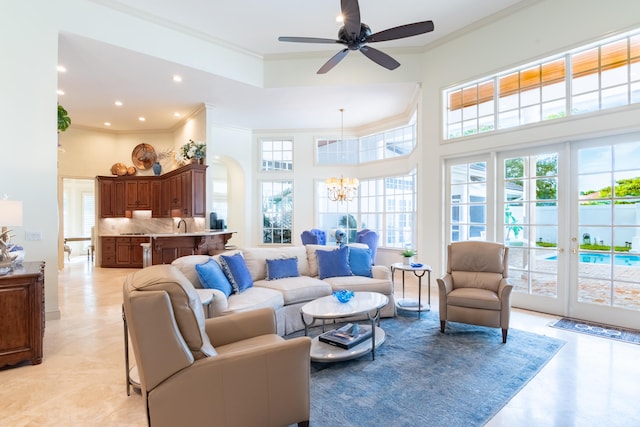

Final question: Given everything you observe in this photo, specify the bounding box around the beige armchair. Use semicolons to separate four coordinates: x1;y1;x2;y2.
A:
123;265;311;427
437;241;513;343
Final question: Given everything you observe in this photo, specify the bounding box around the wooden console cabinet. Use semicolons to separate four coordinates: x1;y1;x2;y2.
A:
0;262;45;368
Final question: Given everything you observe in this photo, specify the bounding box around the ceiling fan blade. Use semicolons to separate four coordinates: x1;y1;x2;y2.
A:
359;46;400;70
317;49;350;74
278;36;343;44
340;0;361;39
367;20;434;43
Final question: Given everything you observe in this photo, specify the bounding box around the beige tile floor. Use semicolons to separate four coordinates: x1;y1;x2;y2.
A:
0;256;638;426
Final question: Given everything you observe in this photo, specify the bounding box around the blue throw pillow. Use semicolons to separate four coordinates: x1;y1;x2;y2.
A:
266;257;299;280
219;253;253;293
195;259;233;297
316;246;352;280
349;247;373;278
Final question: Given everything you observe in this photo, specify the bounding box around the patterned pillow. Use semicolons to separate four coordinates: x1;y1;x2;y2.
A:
219;253;253;293
266;257;300;280
316;245;352;279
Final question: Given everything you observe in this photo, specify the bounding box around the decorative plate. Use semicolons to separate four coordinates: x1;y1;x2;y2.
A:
131;143;157;170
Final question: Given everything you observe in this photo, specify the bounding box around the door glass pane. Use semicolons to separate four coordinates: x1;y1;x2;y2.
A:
504;154;559;297
448;161;487;242
576;141;640;311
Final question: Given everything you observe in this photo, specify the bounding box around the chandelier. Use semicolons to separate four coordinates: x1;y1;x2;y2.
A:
325;109;359;202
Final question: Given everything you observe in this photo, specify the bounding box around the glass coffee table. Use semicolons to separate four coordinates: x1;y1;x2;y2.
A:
300;291;388;362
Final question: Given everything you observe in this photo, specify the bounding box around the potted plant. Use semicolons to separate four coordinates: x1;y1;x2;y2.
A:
58;103;71;132
401;248;417;265
178;139;206;164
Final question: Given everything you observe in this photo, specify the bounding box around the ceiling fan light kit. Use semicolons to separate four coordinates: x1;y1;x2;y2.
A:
278;0;434;74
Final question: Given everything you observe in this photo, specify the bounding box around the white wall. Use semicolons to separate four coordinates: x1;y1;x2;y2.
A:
1;1;60;318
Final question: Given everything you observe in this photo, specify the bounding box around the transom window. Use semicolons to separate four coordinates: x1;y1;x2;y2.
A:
444;29;640;140
317;113;417;165
260;138;293;171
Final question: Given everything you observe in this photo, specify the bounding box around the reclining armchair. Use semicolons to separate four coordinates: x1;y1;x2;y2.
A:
437;241;513;343
123;265;311;427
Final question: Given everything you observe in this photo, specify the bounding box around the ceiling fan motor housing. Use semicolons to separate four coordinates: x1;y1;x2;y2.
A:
339;23;371;49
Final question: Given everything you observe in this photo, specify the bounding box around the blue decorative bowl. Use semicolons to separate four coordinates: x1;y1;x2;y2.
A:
333;290;354;303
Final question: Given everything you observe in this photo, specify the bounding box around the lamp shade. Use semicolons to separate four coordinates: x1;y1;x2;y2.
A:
0;200;23;226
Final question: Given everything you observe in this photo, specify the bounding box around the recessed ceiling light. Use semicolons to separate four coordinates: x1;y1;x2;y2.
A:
104;122;111;126
57;89;65;95
173;112;181;117
115;101;123;107
336;14;343;23
138;117;146;122
173;75;182;82
57;65;67;73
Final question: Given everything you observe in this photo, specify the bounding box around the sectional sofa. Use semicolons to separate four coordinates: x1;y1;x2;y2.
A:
171;244;396;335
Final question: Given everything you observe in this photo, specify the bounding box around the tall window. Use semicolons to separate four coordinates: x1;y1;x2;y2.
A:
260;138;293;171
444;29;640;140
261;180;292;244
316;170;417;248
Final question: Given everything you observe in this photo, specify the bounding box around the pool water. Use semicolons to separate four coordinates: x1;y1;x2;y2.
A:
546;253;640;266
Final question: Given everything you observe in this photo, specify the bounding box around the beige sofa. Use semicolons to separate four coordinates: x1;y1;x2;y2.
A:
172;244;396;335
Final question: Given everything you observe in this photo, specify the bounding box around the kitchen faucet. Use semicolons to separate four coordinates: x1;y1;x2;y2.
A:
177;219;187;233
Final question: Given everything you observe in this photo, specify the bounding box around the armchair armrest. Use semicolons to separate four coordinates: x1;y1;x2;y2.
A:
204;307;277;347
437;274;453;295
148;336;311;427
498;278;513;306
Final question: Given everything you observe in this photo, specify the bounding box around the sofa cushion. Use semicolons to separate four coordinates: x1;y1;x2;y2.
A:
322;275;393;295
348;247;373;277
242;246;310;281
127;264;217;359
219;253;253;293
266;257;300;280
222;287;285;316
305;244;336;277
317;245;352;279
254;276;332;305
195;258;233;297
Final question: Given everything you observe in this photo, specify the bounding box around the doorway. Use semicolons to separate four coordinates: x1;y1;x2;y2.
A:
62;178;95;263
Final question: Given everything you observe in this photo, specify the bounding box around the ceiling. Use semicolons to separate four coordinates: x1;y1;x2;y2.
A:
57;0;529;132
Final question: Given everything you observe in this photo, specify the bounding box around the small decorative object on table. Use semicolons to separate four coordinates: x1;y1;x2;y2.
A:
333;289;354;303
401;247;417;265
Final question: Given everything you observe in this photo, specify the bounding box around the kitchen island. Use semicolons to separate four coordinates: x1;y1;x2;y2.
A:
100;230;235;268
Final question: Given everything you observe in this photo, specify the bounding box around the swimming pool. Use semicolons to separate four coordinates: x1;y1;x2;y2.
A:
546;253;640;266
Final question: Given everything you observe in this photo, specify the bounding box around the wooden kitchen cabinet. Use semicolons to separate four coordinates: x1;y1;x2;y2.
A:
97;163;207;219
101;237;149;268
125;179;151;210
0;262;45;368
98;177;126;218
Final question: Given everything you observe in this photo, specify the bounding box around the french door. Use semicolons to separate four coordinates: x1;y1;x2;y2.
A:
497;146;567;315
447;136;640;328
570;136;640;329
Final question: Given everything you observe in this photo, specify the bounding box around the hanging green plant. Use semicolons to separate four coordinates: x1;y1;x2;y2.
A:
58;103;71;132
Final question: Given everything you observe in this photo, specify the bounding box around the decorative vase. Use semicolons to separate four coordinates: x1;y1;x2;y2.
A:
403;256;413;265
196;157;204;164
152;162;162;176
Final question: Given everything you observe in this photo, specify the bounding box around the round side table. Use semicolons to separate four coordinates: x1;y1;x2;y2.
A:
390;262;432;318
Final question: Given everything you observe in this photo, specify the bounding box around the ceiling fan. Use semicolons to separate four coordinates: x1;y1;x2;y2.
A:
278;0;434;74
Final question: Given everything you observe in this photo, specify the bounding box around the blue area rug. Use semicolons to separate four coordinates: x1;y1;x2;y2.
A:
551;317;640;344
297;312;565;427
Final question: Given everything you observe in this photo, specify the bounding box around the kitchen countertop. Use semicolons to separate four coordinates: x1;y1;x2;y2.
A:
100;230;236;238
